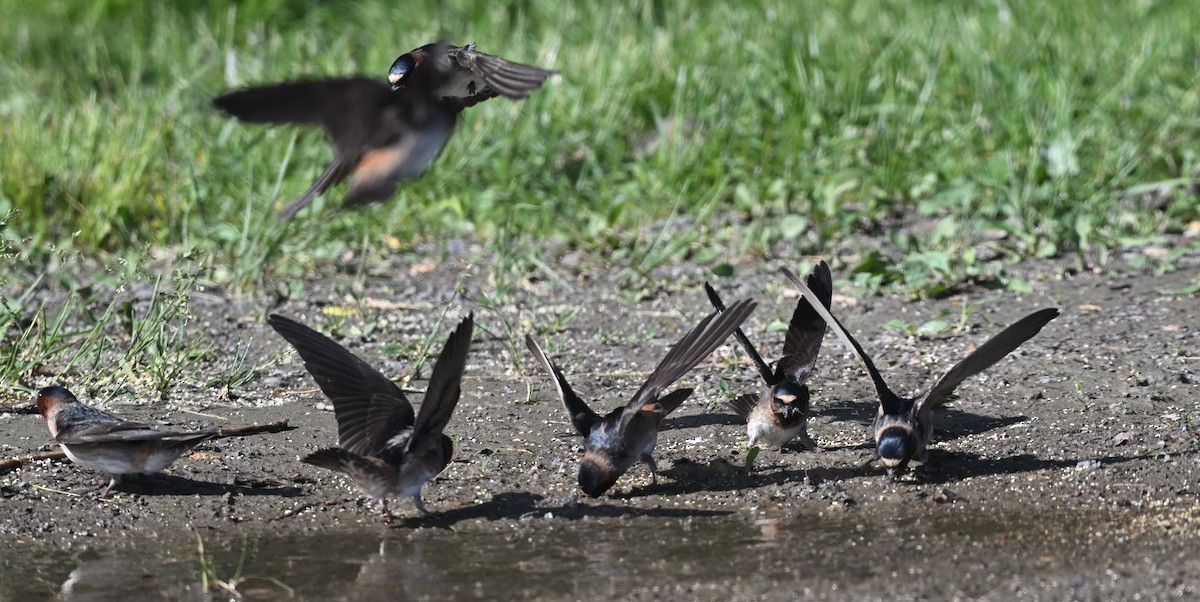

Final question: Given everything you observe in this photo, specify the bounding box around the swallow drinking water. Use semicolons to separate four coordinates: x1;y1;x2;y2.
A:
705;261;833;449
213;43;460;220
782;267;1059;475
388;42;556;109
525;299;756;497
36;386;219;498
268;313;473;521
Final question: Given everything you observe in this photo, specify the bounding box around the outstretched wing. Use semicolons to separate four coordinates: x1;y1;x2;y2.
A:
781;266;907;416
776;261;833;384
268;314;413;456
724;393;759;421
525;334;601;437
920;308;1060;414
627;299;756;410
452;42;557;104
410;315;475;448
213;77;393;159
704;282;773;384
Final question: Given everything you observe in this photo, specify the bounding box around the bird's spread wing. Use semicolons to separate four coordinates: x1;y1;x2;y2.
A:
781;266;906;416
525;334;601;437
627;299;756;411
776;261;833;384
920;308;1060;414
268;314;412;456
704;282;773;383
410;315;474;449
725;392;759;421
452;43;557;103
212;77;392;157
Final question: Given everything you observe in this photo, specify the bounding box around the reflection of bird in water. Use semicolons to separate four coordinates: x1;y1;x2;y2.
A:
347;538;438;602
58;555;205;602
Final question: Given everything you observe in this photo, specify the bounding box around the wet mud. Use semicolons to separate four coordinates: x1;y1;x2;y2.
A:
2;249;1198;600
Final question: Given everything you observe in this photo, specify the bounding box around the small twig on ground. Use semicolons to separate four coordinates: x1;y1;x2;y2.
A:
1;404;39;415
216;420;295;438
0;450;67;474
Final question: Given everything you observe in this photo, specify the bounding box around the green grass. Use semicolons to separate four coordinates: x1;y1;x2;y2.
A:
3;0;1197;287
1;1;1198;395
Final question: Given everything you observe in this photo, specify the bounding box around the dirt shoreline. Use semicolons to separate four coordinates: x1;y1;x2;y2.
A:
2;250;1198;599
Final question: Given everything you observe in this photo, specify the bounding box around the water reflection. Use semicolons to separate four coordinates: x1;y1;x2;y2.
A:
0;508;1123;601
57;555;205;602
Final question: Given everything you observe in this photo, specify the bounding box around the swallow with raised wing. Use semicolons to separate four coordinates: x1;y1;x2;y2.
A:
269;313;473;520
705;261;833;449
525;299;756;497
37;386;217;498
782;267;1059;475
388;42;556;109
213;43;460;220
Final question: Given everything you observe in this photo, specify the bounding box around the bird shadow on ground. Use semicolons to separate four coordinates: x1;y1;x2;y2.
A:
813;399;876;425
111;473;305;497
653;458;862;495
662;412;742;430
399;492;545;528
936;410;1028;441
914;451;1166;485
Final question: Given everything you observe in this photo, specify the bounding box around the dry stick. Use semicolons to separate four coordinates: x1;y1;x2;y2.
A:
215;419;296;438
0;450;67;473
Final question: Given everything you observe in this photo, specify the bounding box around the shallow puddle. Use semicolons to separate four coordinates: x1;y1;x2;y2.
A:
0;507;1161;601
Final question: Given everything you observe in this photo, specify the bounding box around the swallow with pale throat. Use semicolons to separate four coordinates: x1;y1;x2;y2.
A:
782;267;1060;475
269;313;473;521
525;299;756;497
388;41;557;109
213;43;460;220
705;261;833;449
37;387;224;498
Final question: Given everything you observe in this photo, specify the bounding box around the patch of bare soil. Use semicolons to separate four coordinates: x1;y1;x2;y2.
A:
2;247;1197;600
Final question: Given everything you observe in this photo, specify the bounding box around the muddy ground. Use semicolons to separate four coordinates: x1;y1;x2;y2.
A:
2;242;1198;601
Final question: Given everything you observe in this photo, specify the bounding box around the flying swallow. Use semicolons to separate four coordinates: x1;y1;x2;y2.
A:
268;313;473;521
388;42;557;109
525;299;756;497
36;386;219;498
705;261;833;449
782;267;1059;475
213;43;459;220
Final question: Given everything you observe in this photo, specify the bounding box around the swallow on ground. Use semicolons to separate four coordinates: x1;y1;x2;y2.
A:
388;42;557;109
705;261;833;449
36;386;219;498
268;313;473;521
782;267;1060;475
212;43;460;221
525;299;756;497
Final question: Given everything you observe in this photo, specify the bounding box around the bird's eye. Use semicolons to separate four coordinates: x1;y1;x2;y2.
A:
388;55;416;86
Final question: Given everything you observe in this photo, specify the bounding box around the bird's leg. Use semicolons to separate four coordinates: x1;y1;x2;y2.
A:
642;456;658;486
795;429;818;451
380;499;395;524
99;475;120;499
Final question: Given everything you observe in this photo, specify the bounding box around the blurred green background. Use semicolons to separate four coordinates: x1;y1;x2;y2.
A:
1;0;1197;290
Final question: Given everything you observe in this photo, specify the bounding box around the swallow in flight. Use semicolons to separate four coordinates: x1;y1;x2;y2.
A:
213;43;460;220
